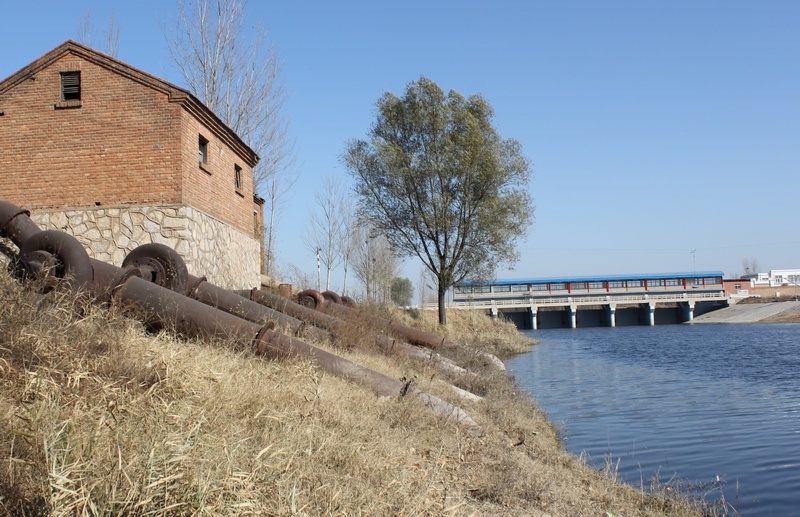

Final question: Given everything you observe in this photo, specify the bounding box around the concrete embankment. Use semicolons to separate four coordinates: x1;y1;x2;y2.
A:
693;301;800;323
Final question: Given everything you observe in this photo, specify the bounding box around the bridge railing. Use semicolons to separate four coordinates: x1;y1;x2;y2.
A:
423;290;727;311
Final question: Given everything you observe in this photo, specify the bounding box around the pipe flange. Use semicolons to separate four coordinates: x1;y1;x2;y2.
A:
18;230;93;292
122;243;189;295
298;289;325;309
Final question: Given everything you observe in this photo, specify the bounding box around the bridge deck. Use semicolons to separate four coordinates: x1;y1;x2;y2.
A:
446;291;727;311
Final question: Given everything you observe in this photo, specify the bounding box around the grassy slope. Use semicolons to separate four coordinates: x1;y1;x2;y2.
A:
0;269;710;516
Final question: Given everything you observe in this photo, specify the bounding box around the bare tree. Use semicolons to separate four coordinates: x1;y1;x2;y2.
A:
302;176;346;292
76;9;120;57
338;193;359;296
165;0;296;275
742;257;761;277
354;226;400;303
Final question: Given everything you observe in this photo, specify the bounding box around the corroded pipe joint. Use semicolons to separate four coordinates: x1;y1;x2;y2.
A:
0;201;41;246
321;291;343;305
298;289;326;309
19;230;93;292
122;243;189;295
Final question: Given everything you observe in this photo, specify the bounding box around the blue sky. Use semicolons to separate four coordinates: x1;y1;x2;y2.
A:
2;1;799;293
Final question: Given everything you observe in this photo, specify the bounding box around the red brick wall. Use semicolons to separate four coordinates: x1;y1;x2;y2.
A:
0;49;259;239
180;113;257;236
0;54;182;209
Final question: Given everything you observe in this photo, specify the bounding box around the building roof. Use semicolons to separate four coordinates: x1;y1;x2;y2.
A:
0;40;259;168
460;271;726;287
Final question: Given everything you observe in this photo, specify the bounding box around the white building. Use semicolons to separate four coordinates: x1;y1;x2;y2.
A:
747;269;800;288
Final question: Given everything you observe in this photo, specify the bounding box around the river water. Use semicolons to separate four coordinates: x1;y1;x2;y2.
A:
505;324;800;516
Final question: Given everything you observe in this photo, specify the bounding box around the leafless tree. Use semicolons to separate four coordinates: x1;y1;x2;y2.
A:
417;266;438;307
302;176;347;291
742;257;761;277
76;9;120;57
354;226;400;303
165;0;296;275
338;192;359;296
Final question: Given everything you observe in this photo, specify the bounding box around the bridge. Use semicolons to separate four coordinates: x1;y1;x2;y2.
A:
447;271;728;329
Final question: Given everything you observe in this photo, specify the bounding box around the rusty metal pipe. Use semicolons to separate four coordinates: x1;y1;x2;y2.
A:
237;288;473;377
0;204;480;430
324;301;506;371
253;328;479;432
118;243;328;342
115;275;266;346
114;276;479;431
0;201;41;246
18;230;94;292
298;289;326;308
321;290;342;305
187;275;331;343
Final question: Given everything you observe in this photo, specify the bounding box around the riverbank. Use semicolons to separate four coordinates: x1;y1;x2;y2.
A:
693;300;800;324
0;269;710;515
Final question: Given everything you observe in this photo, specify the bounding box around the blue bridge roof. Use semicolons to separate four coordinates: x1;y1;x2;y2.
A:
459;271;725;287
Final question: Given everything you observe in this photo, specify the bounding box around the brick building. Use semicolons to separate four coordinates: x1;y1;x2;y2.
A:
0;41;264;288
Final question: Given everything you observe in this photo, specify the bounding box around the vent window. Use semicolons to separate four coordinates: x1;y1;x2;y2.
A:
234;164;242;190
198;135;209;164
60;71;81;101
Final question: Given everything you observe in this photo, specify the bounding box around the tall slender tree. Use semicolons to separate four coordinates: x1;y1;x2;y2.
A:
165;0;295;275
76;9;120;57
302;176;346;291
344;77;533;325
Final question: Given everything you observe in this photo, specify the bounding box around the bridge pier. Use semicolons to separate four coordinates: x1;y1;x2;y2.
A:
681;300;696;323
528;306;538;330
605;303;616;327
568;304;577;328
640;302;656;326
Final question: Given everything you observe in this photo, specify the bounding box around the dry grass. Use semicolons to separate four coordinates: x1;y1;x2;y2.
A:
374;304;536;358
0;269;716;516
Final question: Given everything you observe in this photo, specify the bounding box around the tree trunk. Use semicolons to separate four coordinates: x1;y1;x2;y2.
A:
437;284;447;326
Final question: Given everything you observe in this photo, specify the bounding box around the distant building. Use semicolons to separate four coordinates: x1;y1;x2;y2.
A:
725;269;800;299
0;41;264;289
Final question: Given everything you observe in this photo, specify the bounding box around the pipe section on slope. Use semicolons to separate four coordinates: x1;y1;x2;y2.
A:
322;296;506;371
237;288;473;377
112;277;479;432
0;201;481;433
187;275;331;344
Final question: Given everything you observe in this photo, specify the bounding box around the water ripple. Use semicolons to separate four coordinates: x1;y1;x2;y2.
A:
507;323;800;517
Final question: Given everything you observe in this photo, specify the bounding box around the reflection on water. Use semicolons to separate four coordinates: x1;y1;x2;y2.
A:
505;324;800;516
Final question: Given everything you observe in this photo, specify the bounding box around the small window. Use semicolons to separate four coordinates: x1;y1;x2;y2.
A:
60;71;81;101
198;135;209;164
234;164;242;190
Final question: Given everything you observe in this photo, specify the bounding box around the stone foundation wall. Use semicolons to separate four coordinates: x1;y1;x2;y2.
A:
31;204;261;289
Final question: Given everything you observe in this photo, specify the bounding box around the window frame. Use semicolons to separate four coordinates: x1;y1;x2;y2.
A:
60;71;81;101
198;134;210;173
234;164;243;192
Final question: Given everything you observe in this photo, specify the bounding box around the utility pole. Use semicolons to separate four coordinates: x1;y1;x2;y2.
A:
316;246;322;292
